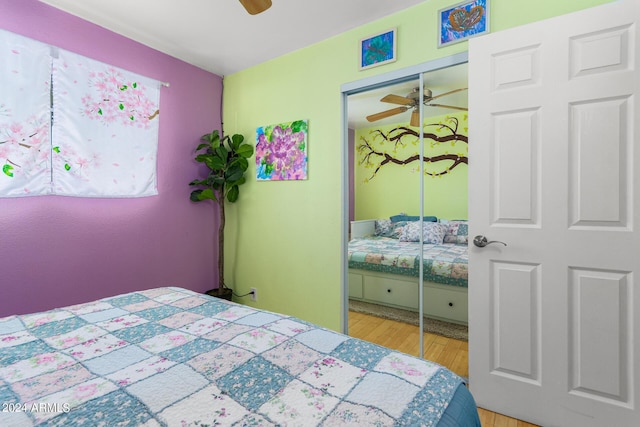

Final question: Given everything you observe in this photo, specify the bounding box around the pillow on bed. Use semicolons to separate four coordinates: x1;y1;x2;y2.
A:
443;220;469;244
375;219;409;239
399;221;447;244
390;213;438;223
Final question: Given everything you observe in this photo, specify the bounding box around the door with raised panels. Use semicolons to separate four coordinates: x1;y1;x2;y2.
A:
468;1;639;425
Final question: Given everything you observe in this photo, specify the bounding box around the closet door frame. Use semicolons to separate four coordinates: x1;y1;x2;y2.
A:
340;52;468;354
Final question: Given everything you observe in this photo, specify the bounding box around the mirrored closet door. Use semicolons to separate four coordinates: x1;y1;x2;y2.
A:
343;56;468;361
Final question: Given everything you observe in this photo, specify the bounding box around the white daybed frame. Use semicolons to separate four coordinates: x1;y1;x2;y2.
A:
349;220;468;325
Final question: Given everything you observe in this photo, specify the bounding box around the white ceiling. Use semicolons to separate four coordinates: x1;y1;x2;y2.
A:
38;0;468;130
39;0;426;76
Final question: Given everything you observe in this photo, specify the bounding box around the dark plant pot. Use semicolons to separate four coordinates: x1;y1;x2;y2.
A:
205;288;233;301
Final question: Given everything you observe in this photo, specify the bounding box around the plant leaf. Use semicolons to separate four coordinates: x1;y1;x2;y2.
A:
216;145;228;162
230;157;248;171
205;156;225;170
189;131;249;205
201;130;220;146
194;154;210;163
227;185;239;203
236;144;254;158
231;134;244;150
198;188;217;201
2;164;14;177
230;176;246;187
225;171;243;183
225;165;244;182
190;189;203;202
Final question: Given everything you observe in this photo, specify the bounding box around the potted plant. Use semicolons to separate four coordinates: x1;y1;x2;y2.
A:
189;129;254;300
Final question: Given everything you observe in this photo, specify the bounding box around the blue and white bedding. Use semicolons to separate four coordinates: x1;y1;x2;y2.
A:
0;287;479;426
348;218;469;287
348;237;468;287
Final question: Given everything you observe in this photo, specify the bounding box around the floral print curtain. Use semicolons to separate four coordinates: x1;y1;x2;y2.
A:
0;30;52;196
0;29;160;198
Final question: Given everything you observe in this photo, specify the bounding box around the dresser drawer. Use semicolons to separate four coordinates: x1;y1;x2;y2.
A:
423;285;468;324
363;276;419;310
348;273;364;298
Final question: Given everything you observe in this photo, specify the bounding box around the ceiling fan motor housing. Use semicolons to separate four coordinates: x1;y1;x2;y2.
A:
366;86;467;124
408;87;433;102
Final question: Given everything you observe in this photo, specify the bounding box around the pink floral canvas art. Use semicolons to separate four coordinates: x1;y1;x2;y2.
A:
256;120;308;181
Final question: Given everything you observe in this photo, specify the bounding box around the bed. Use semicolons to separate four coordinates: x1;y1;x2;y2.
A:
348;218;469;324
0;287;480;426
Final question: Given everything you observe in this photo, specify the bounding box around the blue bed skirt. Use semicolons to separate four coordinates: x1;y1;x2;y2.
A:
438;383;482;426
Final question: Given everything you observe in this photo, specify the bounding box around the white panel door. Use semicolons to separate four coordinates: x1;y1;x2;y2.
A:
468;1;639;426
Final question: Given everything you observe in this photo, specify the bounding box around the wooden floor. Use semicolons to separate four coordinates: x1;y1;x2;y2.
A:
348;310;539;427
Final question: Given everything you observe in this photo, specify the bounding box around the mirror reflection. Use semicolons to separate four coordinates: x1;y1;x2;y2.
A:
346;63;469;369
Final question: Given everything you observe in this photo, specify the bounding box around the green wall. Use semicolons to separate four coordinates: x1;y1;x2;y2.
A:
222;0;613;331
355;111;468;221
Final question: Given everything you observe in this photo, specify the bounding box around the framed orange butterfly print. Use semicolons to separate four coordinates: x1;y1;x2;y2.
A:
438;0;489;47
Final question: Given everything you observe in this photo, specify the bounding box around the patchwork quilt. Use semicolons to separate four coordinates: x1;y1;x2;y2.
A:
348;237;468;287
0;287;466;426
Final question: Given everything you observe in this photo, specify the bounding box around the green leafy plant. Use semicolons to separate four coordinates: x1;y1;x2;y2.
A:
189;129;254;291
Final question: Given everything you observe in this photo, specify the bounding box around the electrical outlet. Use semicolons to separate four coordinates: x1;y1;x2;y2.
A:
250;287;257;301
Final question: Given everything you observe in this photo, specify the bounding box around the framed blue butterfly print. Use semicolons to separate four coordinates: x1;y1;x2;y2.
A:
439;0;490;47
359;28;397;70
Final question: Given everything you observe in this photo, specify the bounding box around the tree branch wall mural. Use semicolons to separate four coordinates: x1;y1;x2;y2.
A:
354;112;469;221
357;116;468;181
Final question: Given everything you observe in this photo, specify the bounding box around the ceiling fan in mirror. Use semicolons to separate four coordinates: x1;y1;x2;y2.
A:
366;87;468;127
239;0;272;15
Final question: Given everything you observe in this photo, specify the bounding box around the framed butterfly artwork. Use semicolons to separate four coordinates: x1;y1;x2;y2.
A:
438;0;489;47
359;28;397;70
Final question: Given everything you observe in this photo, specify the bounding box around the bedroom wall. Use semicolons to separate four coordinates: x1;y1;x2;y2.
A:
0;1;222;317
354;111;468;221
222;0;613;331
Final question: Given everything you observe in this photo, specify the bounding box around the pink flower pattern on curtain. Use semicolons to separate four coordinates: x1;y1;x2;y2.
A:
0;29;160;198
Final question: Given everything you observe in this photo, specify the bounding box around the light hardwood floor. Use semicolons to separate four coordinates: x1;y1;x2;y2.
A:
348;310;539;427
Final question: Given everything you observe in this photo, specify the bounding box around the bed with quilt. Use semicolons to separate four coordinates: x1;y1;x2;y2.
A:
348;216;469;324
0;287;480;426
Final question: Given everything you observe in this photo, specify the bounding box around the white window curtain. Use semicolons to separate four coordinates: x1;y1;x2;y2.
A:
52;50;160;197
0;29;160;198
0;30;52;196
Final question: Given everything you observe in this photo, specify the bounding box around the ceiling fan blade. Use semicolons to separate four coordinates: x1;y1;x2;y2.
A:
239;0;272;15
429;87;468;101
410;110;421;127
380;94;415;106
366;106;409;122
426;103;468;111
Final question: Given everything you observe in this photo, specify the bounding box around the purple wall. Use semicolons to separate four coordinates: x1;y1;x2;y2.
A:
0;0;222;317
348;128;355;223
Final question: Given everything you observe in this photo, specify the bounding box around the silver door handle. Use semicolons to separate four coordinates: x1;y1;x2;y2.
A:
473;235;507;248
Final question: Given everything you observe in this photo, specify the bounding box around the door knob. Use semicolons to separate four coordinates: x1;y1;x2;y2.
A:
473;235;507;248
